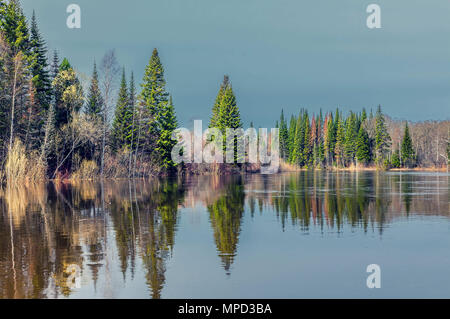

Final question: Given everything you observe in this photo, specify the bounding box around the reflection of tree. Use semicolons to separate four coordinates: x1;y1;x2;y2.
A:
138;178;185;299
207;176;245;275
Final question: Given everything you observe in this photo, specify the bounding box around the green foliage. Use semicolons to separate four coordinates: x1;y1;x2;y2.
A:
375;105;391;165
139;48;177;172
279;109;289;160
29;10;51;111
391;149;400;168
111;69;130;153
85;61;103;119
356;126;370;165
401;122;415;168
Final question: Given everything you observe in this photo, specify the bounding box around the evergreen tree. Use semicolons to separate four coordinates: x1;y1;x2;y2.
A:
111;69;129;152
50;50;59;80
29;10;51;111
401;122;415;168
391;149;400;168
302;111;311;166
156;95;178;171
139;48;169;156
279;109;289;161
344;112;358;165
0;0;29;55
217;81;242;161
52;58;83;127
287;115;296;163
210;75;229;128
374;105;391;165
126;72;137;149
356;126;370;165
334;118;345;167
85;61;103;119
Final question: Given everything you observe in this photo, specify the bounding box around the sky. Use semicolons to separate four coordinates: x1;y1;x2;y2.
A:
20;0;450;128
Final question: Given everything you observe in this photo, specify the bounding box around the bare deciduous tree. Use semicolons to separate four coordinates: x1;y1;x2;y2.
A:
99;50;120;177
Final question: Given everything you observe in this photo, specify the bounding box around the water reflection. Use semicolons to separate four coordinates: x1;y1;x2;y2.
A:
0;171;448;298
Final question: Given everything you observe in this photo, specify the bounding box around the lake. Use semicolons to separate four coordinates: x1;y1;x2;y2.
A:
0;171;449;299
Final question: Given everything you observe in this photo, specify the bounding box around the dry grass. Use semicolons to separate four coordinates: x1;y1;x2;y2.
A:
5;140;46;185
71;160;99;180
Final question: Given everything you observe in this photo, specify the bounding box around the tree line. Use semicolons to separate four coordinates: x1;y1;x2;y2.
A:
277;106;450;169
0;0;177;182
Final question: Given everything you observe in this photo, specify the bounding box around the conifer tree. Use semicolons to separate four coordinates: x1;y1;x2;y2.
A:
401;122;415;168
334;118;345;167
217;81;242;161
344;112;358;165
374;105;391;165
111;69;129;153
86;61;103;119
50;50;59;80
356;126;370;165
287;115;296;163
156;95;177;171
29;10;51;111
279;109;289;161
139;48;169;155
302;111;311;166
391;149;400;168
210;75;229;128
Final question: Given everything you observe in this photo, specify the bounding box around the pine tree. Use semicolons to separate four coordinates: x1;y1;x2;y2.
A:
279;109;289;161
217;81;242;161
356;126;370;165
126;72;137;149
50;50;59;80
29;10;51;111
334;118;345;167
52;58;83;127
210;75;229;128
391;149;400;168
374;105;391;165
0;0;30;55
156;95;178;171
139;48;169;157
291;111;304;166
287;115;296;163
344;112;358;165
401;122;415;168
86;61;103;119
302;111;311;167
111;69;129;152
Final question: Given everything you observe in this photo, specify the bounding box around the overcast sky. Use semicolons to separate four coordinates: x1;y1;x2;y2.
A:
20;0;450;127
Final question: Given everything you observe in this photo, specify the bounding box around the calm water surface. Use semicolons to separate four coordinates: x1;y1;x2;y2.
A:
0;171;449;298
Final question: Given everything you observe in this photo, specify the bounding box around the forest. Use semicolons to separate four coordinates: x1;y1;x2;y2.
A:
0;0;448;184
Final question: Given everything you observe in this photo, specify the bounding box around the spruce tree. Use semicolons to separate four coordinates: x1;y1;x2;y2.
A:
374;105;391;165
334;118;345;167
156;95;178;171
401;122;415;168
0;0;29;55
356;126;370;165
391;149;400;168
210;75;229;128
217;82;242;161
344;112;358;165
139;48;169;156
29;10;51;111
111;69;129;153
86;61;103;119
279;109;289;161
50;50;59;80
287;115;296;163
